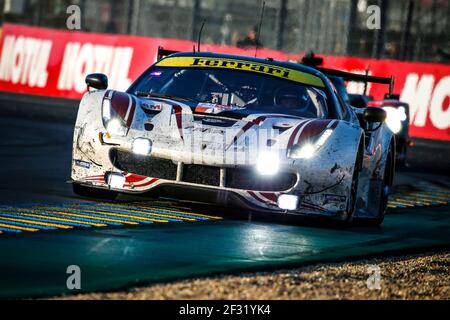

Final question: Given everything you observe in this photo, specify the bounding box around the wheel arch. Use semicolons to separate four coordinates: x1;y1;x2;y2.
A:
386;138;396;186
357;133;365;171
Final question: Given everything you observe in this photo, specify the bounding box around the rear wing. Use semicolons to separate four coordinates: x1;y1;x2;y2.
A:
157;46;180;61
317;67;395;96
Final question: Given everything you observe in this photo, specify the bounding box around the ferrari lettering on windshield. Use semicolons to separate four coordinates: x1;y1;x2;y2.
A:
156;56;325;87
192;57;290;78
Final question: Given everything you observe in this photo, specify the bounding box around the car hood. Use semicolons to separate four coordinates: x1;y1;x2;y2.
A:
135;96;337;164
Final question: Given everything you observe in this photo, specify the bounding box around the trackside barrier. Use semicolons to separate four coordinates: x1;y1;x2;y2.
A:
0;23;449;141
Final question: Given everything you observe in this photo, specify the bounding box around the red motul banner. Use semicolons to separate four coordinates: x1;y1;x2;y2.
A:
0;23;449;141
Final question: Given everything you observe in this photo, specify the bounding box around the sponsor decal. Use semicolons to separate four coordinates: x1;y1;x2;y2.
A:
400;74;449;132
195;102;243;114
324;194;346;203
141;102;162;111
201;118;231;125
0;23;141;98
156;56;325;87
0;35;52;87
74;159;91;169
201;118;223;124
57;42;133;93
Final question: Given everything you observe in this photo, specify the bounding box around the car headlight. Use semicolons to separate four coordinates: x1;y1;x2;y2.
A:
102;97;127;136
107;172;125;189
102;98;112;122
132;138;152;155
383;106;407;134
289;129;333;159
106;118;127;136
277;194;299;210
256;151;280;175
289;143;315;159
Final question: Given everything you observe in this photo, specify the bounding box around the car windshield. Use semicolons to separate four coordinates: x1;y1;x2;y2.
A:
330;76;350;104
130;65;329;118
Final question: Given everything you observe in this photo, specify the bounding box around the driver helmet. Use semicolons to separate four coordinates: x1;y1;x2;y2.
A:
275;86;309;110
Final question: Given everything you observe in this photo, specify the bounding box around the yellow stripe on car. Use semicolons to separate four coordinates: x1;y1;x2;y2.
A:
156;56;325;87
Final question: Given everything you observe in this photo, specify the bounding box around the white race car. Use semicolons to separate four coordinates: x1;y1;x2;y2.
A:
71;52;395;225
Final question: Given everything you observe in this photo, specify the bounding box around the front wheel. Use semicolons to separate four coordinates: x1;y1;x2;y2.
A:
396;141;407;167
361;147;394;226
345;152;362;224
72;183;118;201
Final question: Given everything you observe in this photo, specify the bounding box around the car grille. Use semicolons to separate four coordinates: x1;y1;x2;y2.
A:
110;149;177;180
226;168;297;191
183;164;221;186
110;149;297;191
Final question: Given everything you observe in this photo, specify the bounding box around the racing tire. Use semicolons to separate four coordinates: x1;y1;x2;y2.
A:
344;150;362;224
395;142;407;167
72;183;118;201
360;147;394;227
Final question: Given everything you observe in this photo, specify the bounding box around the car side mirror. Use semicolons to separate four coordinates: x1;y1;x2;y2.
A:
364;107;386;123
86;73;108;91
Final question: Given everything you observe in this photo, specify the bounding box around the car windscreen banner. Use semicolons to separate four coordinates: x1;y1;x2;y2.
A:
0;23;449;141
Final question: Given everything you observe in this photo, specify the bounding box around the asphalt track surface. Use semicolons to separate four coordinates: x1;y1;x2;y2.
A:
0;94;449;299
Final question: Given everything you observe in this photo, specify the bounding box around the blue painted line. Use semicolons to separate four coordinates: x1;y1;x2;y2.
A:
399;197;440;205
32;210;122;226
0;227;22;233
404;200;438;204
0;213;90;228
412;194;449;203
392;199;423;207
389;204;406;208
0;218;55;230
37;207;153;225
88;204;209;221
428;192;450;197
67;206;183;222
75;203;209;220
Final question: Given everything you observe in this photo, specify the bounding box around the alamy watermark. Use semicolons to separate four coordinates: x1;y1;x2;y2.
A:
66;265;81;290
66;5;81;30
366;264;381;290
366;5;381;30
